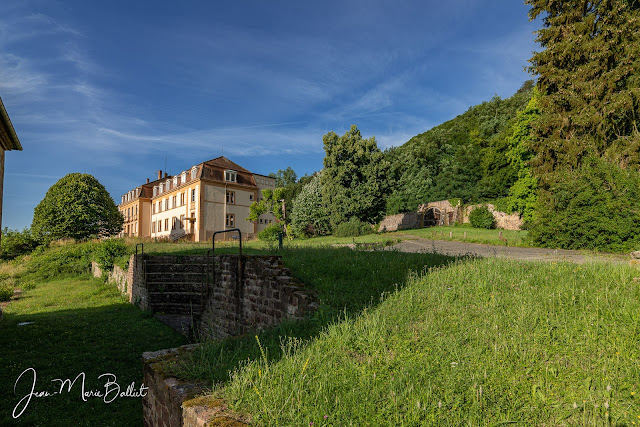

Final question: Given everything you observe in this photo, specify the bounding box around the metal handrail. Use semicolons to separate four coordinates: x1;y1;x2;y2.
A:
135;243;144;256
211;228;242;257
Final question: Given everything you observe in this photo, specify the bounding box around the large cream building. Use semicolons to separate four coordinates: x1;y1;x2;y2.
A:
118;157;275;241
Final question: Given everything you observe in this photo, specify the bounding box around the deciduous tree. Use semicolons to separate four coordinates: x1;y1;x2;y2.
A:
32;173;123;241
321;125;391;227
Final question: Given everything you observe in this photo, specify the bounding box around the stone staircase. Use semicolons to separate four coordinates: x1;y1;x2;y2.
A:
143;255;211;334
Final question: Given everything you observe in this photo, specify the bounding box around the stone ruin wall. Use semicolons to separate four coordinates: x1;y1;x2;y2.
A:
462;203;523;230
377;212;422;232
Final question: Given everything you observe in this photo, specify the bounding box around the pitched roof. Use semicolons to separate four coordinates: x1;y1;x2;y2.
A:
199;156;256;187
0;97;22;151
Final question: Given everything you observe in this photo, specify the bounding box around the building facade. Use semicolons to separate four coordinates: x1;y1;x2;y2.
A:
0;97;23;246
119;157;275;241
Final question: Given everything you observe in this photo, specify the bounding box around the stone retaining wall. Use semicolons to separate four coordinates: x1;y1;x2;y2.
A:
462;204;523;230
142;345;248;426
199;255;317;340
91;254;148;309
378;212;422;232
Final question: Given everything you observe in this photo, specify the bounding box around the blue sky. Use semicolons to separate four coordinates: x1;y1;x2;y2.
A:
1;0;539;230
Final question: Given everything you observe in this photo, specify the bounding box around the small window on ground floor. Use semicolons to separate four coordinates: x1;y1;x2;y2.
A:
226;213;235;228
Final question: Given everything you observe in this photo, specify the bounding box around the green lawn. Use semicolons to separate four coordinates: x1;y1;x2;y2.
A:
172;247;457;385
219;258;640;426
0;275;187;426
398;224;530;247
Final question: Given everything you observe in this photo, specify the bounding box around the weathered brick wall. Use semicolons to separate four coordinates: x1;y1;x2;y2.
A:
462;204;523;230
378;212;422;232
91;254;148;309
199;255;316;340
94;253;316;339
142;345;248;426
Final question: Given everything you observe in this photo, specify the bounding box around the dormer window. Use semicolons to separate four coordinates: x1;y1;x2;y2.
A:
225;170;237;183
166;180;171;191
181;171;187;183
191;167;197;180
153;186;158;197
173;176;178;187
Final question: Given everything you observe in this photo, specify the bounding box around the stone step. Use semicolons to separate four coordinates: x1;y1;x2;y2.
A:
145;264;210;274
142;255;210;264
146;281;208;292
145;272;209;282
149;291;205;305
149;302;204;315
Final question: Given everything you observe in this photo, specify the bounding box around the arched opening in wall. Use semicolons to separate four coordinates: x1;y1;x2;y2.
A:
424;207;442;227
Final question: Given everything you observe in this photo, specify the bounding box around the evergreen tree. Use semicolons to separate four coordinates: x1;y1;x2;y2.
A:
526;0;640;181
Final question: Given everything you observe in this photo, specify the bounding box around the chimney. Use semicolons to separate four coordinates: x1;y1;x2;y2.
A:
164;172;168;178
157;170;162;180
146;178;150;184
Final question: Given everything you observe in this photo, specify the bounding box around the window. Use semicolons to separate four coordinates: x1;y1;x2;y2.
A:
158;201;162;212
226;191;235;204
225;170;237;182
165;218;169;230
180;215;185;229
152;204;156;214
127;208;131;219
165;199;169;210
172;217;177;230
226;214;235;228
158;220;162;232
249;194;253;201
166;180;171;191
173;176;178;187
191;167;197;180
191;189;196;202
269;220;272;224
135;206;138;216
172;195;176;208
259;218;263;224
182;171;187;183
152;222;156;233
180;192;184;205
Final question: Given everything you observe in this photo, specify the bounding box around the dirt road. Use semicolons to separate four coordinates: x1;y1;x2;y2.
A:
392;236;629;264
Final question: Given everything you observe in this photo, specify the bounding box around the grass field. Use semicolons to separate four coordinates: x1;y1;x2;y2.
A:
217;258;640;426
3;235;639;425
399;224;530;247
0;262;186;425
173;247;457;384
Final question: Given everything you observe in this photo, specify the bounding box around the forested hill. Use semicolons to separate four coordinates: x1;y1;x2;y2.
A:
385;80;535;215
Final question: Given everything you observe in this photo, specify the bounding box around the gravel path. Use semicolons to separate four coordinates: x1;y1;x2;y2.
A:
391;236;629;264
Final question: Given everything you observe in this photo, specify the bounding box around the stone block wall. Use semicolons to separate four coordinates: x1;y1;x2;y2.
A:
378;212;422;232
199;255;317;340
462;204;523;230
93;253;316;340
91;254;148;309
142;345;248;426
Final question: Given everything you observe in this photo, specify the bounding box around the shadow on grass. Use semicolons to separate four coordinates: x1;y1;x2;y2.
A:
173;246;463;385
0;303;187;427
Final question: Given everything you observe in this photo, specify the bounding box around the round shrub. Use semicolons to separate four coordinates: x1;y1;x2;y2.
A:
258;223;283;241
333;217;374;237
0;284;13;302
95;239;128;271
469;206;495;229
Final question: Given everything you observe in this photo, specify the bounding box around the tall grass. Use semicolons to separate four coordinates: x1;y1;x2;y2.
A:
172;248;457;384
220;258;640;425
